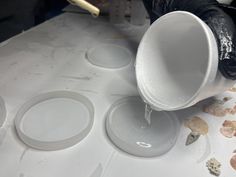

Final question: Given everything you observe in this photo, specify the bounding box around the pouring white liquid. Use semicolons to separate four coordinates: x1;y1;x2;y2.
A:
144;104;153;125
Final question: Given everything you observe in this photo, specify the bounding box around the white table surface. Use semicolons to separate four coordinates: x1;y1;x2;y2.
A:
0;12;235;177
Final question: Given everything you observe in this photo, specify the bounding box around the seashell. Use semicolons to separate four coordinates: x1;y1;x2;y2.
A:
220;127;235;138
228;87;236;92
206;158;221;176
185;132;200;146
230;155;236;171
222;120;236;128
184;116;209;135
223;97;233;102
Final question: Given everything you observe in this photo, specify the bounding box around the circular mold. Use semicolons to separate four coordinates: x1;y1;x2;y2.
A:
0;96;6;127
86;44;132;69
15;91;94;151
106;97;180;157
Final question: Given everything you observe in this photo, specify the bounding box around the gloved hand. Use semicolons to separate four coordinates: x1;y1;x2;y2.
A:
142;0;236;80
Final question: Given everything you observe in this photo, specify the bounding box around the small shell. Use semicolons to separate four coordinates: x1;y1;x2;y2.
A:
185;132;201;146
230;155;236;171
228;87;236;92
223;97;233;102
220;120;236;138
220;127;235;138
206;158;221;176
231;110;236;115
184;116;209;135
223;120;236;128
202;98;236;117
214;107;226;117
225;108;232;114
230;109;235;115
203;103;226;117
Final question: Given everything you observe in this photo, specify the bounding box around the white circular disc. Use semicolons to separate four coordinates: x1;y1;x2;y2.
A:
106;97;180;157
86;44;132;69
0;96;6;127
15;91;94;151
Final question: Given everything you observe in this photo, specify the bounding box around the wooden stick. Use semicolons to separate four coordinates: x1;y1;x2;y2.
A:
67;0;100;17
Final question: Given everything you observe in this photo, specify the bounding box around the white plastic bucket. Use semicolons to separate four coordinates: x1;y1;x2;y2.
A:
136;11;235;111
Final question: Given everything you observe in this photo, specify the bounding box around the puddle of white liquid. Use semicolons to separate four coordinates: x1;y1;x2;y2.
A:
144;104;153;125
106;97;180;157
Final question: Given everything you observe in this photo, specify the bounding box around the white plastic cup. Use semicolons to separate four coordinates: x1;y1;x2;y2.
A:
136;11;235;111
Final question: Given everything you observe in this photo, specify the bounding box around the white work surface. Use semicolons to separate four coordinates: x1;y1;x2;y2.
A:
0;12;235;177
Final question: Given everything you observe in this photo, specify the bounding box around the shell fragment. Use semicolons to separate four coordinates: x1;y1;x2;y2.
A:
206;158;221;176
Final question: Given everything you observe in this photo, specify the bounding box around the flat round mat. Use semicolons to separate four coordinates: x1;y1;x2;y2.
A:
86;44;132;69
106;97;180;157
15;91;94;151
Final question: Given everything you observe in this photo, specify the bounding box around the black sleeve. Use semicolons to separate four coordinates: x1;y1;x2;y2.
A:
143;0;236;80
